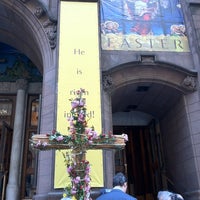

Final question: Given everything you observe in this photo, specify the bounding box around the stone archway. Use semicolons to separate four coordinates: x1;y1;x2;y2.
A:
0;1;58;200
0;0;57;71
103;61;197;95
102;61;198;199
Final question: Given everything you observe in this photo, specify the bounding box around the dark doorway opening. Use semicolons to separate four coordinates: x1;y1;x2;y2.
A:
0;96;15;200
114;122;166;200
0;122;13;200
21;95;40;199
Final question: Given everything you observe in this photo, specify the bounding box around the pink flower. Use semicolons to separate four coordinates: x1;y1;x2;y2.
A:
56;135;63;141
70;127;76;133
67;166;73;173
86;129;98;140
71;100;79;108
71;188;77;195
78;113;85;122
68;118;74;125
74;176;81;184
85;165;90;173
36;141;41;147
84;175;90;183
79;99;85;106
85;185;91;192
88;140;93;145
42;142;48;146
122;133;128;141
71;99;85;108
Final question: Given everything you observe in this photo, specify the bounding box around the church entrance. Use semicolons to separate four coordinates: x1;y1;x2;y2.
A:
0;121;13;200
114;123;165;200
0;94;41;200
0;42;42;200
111;81;185;200
20;95;40;199
0;96;15;200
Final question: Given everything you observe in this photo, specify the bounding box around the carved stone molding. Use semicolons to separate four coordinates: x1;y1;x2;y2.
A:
43;20;57;49
103;74;113;91
20;0;29;2
16;79;28;91
19;0;57;49
181;76;197;91
0;83;11;92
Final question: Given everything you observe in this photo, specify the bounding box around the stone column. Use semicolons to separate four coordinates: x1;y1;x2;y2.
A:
102;77;115;188
6;79;28;200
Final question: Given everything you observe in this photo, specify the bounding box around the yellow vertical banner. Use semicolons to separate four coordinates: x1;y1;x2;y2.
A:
54;1;103;188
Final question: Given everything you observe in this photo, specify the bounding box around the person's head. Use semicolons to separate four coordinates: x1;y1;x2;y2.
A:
113;172;128;192
157;191;184;200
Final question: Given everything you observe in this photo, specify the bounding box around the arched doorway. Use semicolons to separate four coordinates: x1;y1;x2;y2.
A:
0;1;57;199
104;62;197;200
112;82;182;200
0;43;42;200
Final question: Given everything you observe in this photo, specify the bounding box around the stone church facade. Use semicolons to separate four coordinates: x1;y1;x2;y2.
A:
0;0;200;200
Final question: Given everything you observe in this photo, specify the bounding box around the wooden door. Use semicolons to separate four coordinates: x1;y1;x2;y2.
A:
114;124;163;200
0;122;13;200
0;96;15;200
21;95;40;199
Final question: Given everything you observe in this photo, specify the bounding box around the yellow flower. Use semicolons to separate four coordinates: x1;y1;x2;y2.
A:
63;193;67;198
72;196;76;200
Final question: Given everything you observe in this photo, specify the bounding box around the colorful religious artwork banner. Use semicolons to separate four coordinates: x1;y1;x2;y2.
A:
55;1;103;188
100;0;190;52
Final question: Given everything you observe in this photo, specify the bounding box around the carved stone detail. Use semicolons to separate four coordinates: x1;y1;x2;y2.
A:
19;0;58;49
103;74;113;91
181;76;197;91
44;23;57;49
34;6;44;18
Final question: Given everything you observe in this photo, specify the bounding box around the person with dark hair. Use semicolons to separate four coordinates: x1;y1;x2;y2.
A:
96;172;137;200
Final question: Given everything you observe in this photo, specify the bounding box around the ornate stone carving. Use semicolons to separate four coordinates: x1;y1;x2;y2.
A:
43;19;55;28
19;0;58;49
39;1;58;49
34;6;44;18
103;74;113;91
45;24;57;49
181;76;197;91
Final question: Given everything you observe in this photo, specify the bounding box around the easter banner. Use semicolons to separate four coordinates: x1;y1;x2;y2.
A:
100;0;190;52
55;1;103;188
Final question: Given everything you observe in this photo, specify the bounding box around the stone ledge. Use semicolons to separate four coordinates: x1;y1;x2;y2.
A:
189;0;200;5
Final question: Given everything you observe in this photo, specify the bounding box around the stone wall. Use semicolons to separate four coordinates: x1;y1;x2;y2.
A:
160;94;200;198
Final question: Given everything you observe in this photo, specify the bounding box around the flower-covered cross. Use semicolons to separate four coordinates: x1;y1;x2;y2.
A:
31;88;128;200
